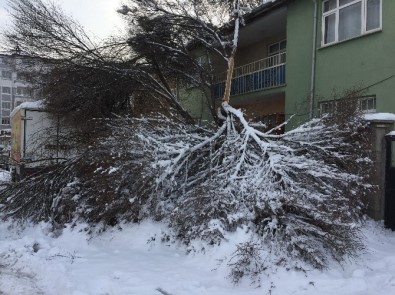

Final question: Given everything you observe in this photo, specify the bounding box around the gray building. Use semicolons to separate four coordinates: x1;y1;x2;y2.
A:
0;52;36;130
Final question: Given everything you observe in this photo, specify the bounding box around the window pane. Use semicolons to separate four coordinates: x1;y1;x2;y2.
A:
339;0;355;7
324;0;337;12
2;102;11;109
339;3;362;41
1;118;10;125
360;99;368;111
1;87;11;94
1;71;12;79
324;14;336;44
279;40;287;50
367;0;380;31
367;98;375;110
269;43;280;55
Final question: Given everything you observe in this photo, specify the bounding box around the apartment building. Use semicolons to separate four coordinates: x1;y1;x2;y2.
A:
0;52;36;130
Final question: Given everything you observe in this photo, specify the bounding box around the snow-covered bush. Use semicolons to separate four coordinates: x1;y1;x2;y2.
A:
0;101;373;280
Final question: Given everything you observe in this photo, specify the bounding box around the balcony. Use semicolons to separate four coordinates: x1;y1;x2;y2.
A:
213;52;286;99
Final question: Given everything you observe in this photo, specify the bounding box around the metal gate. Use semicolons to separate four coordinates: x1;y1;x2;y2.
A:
385;134;395;230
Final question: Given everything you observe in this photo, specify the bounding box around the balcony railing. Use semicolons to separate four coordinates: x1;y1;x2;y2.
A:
214;52;286;98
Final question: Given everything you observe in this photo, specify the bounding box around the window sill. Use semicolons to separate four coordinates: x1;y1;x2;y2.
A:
319;28;382;49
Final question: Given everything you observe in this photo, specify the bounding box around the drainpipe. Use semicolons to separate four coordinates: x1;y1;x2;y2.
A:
310;0;318;119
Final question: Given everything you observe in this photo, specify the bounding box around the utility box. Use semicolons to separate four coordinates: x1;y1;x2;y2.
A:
10;101;69;181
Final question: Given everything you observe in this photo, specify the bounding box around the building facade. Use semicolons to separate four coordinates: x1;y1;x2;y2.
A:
183;0;392;126
0;52;36;130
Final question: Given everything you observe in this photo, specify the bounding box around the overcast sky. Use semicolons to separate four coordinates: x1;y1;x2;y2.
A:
0;0;125;41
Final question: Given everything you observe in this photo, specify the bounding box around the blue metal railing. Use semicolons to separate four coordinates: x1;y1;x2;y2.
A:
213;53;286;98
214;64;286;98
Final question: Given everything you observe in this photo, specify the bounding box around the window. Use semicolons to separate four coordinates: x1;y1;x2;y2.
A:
1;71;12;79
16;73;24;81
2;110;10;116
1;87;11;94
322;0;381;45
268;40;287;67
0;129;10;136
16;72;31;82
268;40;287;56
2;102;11;110
320;96;376;116
359;96;376;113
1;118;10;125
320;101;336;115
16;87;30;96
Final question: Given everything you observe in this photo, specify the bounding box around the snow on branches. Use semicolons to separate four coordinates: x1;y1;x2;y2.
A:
0;102;373;281
135;102;373;276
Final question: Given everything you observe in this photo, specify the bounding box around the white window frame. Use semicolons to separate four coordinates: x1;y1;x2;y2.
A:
359;96;376;113
320;96;376;116
1;87;11;94
322;0;382;46
1;118;10;125
1;102;11;110
16;86;31;97
268;39;287;56
1;71;12;80
320;100;336;116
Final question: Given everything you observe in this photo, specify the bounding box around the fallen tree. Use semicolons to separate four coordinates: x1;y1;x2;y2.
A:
0;99;374;282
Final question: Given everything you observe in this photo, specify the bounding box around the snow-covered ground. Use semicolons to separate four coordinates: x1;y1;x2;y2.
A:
0;219;394;295
0;169;10;182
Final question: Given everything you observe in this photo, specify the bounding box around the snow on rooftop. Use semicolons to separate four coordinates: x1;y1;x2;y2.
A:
10;100;45;118
0;169;11;182
364;113;395;122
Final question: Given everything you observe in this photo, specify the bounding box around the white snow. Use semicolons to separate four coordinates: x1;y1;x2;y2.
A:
388;131;395;136
0;220;394;295
0;169;10;182
10;100;45;118
364;113;395;122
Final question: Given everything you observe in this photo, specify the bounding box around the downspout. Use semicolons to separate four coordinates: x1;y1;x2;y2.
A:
310;0;318;119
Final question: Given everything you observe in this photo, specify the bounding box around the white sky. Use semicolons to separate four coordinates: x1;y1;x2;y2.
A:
0;0;126;41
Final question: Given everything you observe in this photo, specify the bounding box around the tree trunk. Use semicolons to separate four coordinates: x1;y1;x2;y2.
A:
221;0;241;105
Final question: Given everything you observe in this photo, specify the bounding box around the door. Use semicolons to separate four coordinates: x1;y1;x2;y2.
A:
385;135;395;230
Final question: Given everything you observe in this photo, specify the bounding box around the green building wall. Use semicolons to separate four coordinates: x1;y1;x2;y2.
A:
177;84;214;124
286;0;395;124
285;0;315;127
314;0;395;115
